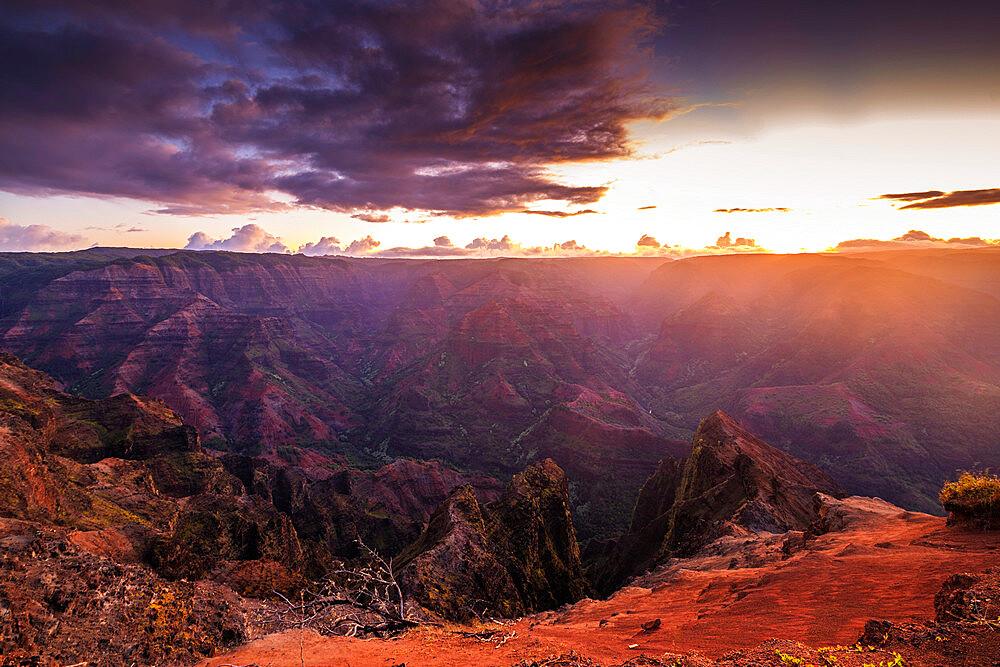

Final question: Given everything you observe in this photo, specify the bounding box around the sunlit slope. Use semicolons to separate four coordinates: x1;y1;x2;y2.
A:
635;255;1000;512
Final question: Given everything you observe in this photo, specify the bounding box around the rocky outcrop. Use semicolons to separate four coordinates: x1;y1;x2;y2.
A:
486;459;591;610
808;492;909;534
218;454;503;578
0;353;505;599
0;353;193;535
856;566;1000;666
667;410;844;551
400;459;590;620
398;485;522;619
934;568;1000;624
590;411;844;594
147;494;304;582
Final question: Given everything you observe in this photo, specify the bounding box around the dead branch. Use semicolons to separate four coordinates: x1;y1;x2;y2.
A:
258;537;424;638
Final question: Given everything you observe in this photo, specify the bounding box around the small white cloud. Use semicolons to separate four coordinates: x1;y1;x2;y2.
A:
297;236;342;256
466;235;515;251
344;235;380;254
184;224;290;253
714;231;757;248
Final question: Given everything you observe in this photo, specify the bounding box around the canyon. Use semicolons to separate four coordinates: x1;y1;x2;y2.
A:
1;247;998;537
0;246;998;665
2;352;998;666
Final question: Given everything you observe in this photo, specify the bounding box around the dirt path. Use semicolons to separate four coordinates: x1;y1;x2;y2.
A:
203;511;1000;666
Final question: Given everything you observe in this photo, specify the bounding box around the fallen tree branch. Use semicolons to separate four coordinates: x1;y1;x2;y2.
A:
257;537;424;638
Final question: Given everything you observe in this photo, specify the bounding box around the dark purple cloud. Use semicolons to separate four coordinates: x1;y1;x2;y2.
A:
433;236;453;247
879;189;1000;210
0;0;673;217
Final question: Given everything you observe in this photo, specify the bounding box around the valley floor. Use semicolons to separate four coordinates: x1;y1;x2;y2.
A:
203;500;1000;666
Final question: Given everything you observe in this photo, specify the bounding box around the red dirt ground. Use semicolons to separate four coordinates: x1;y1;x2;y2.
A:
202;502;1000;666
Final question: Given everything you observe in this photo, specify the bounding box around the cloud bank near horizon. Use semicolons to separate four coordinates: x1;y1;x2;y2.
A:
181;225;777;258
180;225;1000;258
831;229;999;251
0;216;86;251
3;216;996;258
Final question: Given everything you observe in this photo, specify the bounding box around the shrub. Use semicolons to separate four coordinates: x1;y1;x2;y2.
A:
939;471;1000;529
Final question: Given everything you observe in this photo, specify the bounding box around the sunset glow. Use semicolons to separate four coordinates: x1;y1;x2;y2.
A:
2;3;1000;662
0;1;997;254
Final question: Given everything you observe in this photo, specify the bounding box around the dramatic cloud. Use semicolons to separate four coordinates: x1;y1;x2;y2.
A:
637;205;657;210
636;234;661;248
0;1;674;217
521;209;598;218
297;236;342;256
433;236;453;247
0;216;86;251
879;189;1000;210
713;207;791;213
184;224;289;253
832;229;998;251
714;232;758;248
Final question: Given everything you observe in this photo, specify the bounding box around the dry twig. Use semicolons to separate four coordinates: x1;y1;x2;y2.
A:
259;537;422;638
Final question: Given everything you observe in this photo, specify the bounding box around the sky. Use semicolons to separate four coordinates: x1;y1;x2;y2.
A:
0;0;997;256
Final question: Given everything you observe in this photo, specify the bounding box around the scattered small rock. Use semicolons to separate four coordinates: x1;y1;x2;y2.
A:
640;618;661;632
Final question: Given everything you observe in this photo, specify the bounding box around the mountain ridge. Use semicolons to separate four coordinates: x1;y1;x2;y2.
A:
2;248;998;534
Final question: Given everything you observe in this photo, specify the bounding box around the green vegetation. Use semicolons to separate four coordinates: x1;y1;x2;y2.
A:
775;646;907;667
940;471;1000;528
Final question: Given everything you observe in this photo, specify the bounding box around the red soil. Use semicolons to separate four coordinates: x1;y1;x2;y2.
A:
203;500;1000;666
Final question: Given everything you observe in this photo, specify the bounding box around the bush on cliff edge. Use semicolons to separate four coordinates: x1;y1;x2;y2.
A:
940;471;1000;529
